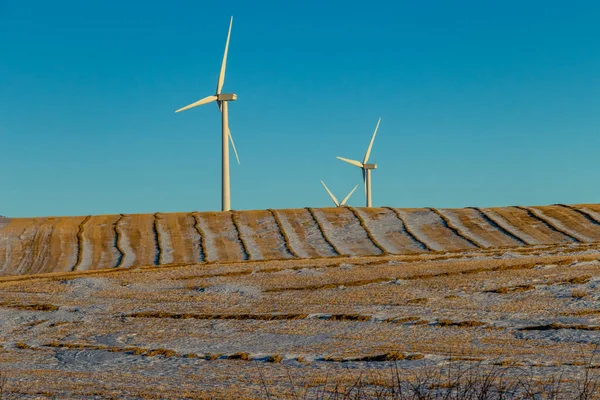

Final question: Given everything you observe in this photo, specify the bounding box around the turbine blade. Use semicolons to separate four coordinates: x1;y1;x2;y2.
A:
219;102;240;164
336;157;364;168
320;181;340;207
216;16;233;95
363;117;381;164
362;169;367;194
175;95;217;113
340;185;359;206
228;128;240;164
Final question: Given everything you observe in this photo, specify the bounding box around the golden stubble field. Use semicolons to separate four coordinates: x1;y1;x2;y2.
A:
2;239;600;398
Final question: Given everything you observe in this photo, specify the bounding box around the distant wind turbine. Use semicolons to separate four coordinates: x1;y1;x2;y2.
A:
337;118;381;208
175;17;240;212
321;181;359;207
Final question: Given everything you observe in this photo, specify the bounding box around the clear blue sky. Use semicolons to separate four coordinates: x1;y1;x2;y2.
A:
1;1;599;217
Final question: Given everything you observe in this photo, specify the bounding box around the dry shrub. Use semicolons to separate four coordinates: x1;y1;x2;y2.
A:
488;284;535;294
407;298;428;304
144;349;178;358
566;275;592;285
438;320;486;328
267;354;283;363
227;352;251;361
261;356;600;399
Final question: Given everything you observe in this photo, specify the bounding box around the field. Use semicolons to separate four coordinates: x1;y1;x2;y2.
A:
2;205;600;398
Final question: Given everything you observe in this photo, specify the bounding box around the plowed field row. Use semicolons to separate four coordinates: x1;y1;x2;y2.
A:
2;204;600;276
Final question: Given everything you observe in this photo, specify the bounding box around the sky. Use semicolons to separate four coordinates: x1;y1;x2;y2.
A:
1;1;600;217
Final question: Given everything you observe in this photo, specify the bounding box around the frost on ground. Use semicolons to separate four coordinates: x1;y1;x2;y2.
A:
394;209;446;251
437;208;496;248
2;242;600;397
312;208;381;256
353;208;425;254
275;209;337;258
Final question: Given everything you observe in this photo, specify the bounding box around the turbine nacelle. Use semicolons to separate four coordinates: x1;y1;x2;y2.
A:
217;93;237;101
363;163;377;170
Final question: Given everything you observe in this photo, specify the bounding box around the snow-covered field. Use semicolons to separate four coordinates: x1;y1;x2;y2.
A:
1;241;600;397
2;205;600;397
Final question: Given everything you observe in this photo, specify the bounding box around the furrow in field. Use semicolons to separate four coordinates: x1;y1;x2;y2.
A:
113;214;125;268
383;207;433;251
230;211;254;260
515;206;579;244
312;208;383;257
438;208;524;248
475;208;533;245
23;217;84;275
117;214;157;268
429;208;484;248
516;206;581;243
155;213;202;265
76;214;122;271
0;217;10;274
0;217;42;275
268;210;300;258
352;208;426;254
194;212;247;262
528;206;598;243
479;207;569;245
232;210;294;260
574;204;600;225
394;208;478;252
559;204;600;227
190;213;207;262
347;207;388;254
274;209;338;258
72;216;91;271
153;213;163;265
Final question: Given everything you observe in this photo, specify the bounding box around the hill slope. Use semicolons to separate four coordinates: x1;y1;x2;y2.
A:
1;204;600;276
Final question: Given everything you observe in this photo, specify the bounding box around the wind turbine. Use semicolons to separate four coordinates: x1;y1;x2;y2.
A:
337;118;381;208
175;17;240;212
320;181;359;207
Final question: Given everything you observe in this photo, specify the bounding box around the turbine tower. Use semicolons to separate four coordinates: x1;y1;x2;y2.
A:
337;118;381;208
175;17;240;212
320;181;358;207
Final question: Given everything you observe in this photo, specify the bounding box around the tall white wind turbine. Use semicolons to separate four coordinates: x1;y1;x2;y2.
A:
175;17;240;212
320;181;358;207
337;118;381;208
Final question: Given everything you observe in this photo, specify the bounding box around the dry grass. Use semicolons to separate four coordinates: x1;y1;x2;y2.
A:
437;320;487;328
0;302;58;311
488;284;536;294
572;289;589;299
520;323;600;331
